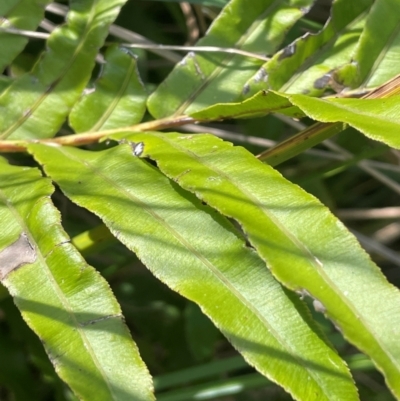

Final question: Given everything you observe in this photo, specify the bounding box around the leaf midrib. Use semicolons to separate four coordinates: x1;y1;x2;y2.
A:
155;133;399;373
173;0;282;116
90;55;136;132
60;144;347;397
280;9;369;92
1;178;120;400
1;2;98;138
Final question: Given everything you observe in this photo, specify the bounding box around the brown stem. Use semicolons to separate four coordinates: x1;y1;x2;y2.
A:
0;115;194;153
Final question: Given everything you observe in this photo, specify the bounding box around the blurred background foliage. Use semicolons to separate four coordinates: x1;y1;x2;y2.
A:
1;0;399;400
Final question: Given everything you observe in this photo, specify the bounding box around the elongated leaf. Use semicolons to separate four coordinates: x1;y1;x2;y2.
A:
190;90;304;120
0;0;52;72
336;0;400;89
243;0;373;97
29;143;359;401
0;157;154;401
282;93;400;149
0;0;127;140
69;45;147;132
190;91;400;149
113;132;400;399
147;0;314;118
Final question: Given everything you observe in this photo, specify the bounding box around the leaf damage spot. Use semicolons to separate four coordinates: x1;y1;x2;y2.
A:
242;83;250;95
0;233;36;280
175;169;191;182
253;67;268;83
278;43;296;60
313;72;332;89
79;314;123;327
192;57;206;80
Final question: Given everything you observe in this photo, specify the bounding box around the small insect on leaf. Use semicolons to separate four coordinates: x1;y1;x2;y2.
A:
117;139;145;157
133;142;144;157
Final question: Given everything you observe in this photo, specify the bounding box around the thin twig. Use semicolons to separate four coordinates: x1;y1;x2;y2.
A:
336;207;400;220
119;43;270;61
0;26;270;62
0;27;49;39
0;115;195;152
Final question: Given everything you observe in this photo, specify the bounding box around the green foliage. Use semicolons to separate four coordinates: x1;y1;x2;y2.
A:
0;1;400;401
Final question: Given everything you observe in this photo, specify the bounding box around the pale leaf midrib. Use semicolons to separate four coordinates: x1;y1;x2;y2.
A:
156;134;399;374
57;145;348;397
0;179;120;400
91;56;136;132
2;2;99;138
173;0;284;116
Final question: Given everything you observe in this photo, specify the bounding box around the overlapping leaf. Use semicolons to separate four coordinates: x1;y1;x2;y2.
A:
147;0;314;118
190;90;303;120
336;0;400;89
243;0;373;97
189;91;400;149
29;143;359;401
0;0;127;140
112;132;400;398
70;45;147;132
0;0;52;72
0;157;154;401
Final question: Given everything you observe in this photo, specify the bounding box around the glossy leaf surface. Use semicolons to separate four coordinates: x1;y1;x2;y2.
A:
0;0;127;140
69;45;147;132
284;93;400;149
0;157;154;401
147;0;314;118
243;0;373;97
29;143;358;401
189;90;303;120
190;91;400;149
336;0;400;89
114;131;400;398
0;0;52;72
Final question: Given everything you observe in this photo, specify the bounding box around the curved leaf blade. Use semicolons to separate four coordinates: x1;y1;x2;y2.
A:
284;93;400;149
243;0;373;97
0;157;154;401
336;0;400;89
190;91;400;149
189;90;304;120
147;0;314;118
29;144;359;401
115;132;400;398
0;0;127;140
0;0;52;72
69;45;147;132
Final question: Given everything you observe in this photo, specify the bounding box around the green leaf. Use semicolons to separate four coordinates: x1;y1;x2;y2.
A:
114;132;400;398
336;0;400;89
284;93;400;149
0;0;127;140
190;91;400;150
29;143;359;401
243;0;373;97
147;0;314;118
0;0;52;72
189;90;304;120
69;45;147;132
0;157;154;401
